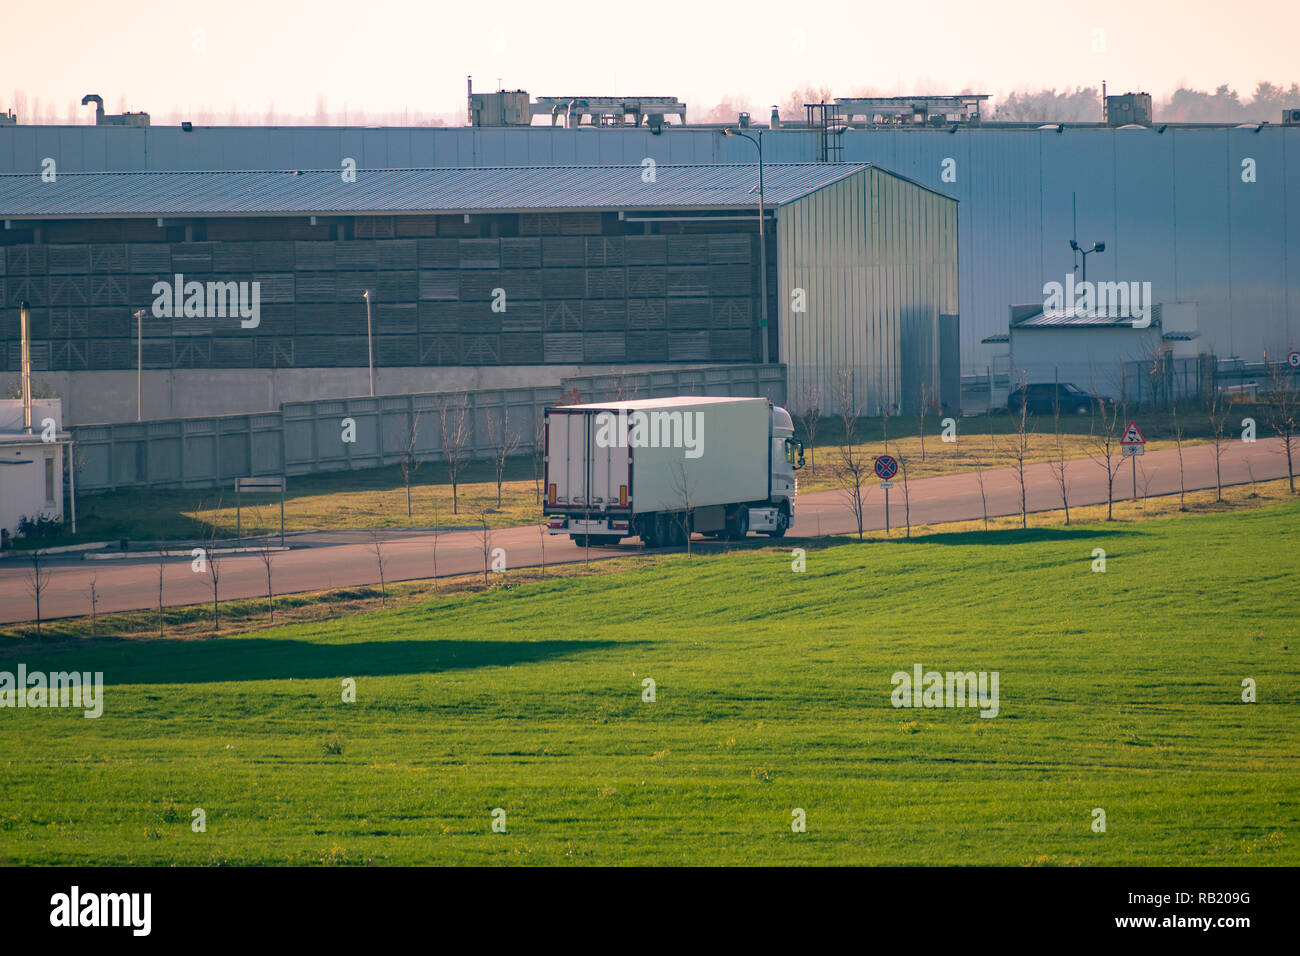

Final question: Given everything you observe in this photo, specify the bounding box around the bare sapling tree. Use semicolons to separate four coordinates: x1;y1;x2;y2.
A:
368;531;388;607
1208;390;1230;502
26;548;51;637
1245;458;1260;497
1010;382;1033;528
478;509;493;585
254;506;277;622
399;411;422;518
899;455;912;538
436;398;471;515
539;523;546;578
973;458;990;531
486;404;521;509
88;576;99;639
831;369;870;540
670;458;696;558
1048;397;1071;525
1263;353;1298;493
204;517;223;631
1171;404;1188;511
157;550;166;638
797;386;822;478
1086;396;1126;520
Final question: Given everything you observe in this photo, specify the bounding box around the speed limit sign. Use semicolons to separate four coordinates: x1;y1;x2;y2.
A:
1288;350;1300;369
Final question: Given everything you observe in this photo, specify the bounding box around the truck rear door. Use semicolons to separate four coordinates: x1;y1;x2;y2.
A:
588;413;631;510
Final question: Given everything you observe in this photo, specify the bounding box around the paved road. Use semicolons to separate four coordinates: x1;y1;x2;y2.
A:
0;438;1289;624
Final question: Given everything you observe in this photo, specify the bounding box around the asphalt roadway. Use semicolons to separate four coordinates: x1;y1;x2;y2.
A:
0;437;1290;624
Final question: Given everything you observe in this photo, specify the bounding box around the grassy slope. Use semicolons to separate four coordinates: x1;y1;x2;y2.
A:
1;502;1296;865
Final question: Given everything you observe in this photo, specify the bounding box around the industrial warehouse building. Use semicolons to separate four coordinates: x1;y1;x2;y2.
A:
2;116;1294;373
0;163;957;422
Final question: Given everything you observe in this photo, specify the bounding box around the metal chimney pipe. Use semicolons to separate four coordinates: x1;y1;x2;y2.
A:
19;300;32;433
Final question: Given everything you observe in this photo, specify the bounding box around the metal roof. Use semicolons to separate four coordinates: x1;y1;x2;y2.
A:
1013;307;1144;328
0;163;886;219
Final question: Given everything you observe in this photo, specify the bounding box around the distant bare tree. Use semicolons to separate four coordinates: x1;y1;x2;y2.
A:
88;576;99;638
204;523;223;631
1208;391;1230;502
973;459;990;531
368;532;388;607
1048;398;1071;525
486;404;521;508
670;459;697;557
254;510;277;622
797;386;822;478
399;411;422;518
478;510;493;585
1009;382;1033;528
157;550;166;638
899;455;912;538
539;523;547;578
1263;354;1298;494
436;399;471;515
1171;404;1188;511
26;549;51;636
1086;397;1126;520
832;369;870;540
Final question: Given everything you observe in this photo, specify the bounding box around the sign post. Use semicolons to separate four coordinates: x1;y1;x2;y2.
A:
235;476;287;547
1120;421;1146;501
874;455;899;534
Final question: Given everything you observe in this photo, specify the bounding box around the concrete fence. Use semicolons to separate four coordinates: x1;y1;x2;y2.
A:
69;364;787;493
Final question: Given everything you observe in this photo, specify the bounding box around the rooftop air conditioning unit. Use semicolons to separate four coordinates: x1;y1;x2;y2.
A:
1283;108;1300;126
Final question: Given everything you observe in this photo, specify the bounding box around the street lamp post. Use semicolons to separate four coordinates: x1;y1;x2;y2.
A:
363;289;375;397
722;128;769;365
1070;239;1106;283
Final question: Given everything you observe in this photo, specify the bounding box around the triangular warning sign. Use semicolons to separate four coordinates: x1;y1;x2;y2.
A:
1120;420;1146;445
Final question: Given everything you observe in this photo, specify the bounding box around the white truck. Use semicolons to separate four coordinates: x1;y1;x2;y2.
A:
543;395;804;548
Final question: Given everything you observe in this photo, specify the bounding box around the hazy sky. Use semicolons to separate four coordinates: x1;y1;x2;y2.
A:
3;0;1297;120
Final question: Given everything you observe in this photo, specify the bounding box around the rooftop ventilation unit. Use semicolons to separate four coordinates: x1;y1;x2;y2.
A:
1283;108;1300;126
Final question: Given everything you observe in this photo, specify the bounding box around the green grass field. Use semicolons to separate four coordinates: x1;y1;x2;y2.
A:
2;502;1297;865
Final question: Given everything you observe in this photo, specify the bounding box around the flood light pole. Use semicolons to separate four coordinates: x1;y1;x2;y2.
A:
1070;239;1106;283
722;128;768;365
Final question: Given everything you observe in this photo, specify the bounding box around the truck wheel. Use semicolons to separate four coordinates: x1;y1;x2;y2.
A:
570;534;589;547
765;511;788;538
726;507;750;541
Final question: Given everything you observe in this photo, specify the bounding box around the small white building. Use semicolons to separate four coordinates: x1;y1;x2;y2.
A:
0;399;73;541
981;302;1201;405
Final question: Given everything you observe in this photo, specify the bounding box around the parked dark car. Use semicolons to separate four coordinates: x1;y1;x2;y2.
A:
1007;382;1106;415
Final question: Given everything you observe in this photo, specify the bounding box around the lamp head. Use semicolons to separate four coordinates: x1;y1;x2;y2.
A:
1095;241;1106;253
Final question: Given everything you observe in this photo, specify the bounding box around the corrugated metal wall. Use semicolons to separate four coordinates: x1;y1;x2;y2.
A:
2;123;1295;368
777;167;958;415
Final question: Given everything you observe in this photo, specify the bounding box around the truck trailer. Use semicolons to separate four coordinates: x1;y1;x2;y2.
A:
543;396;804;548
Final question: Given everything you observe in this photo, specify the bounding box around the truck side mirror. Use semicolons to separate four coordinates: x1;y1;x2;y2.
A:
795;440;806;469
